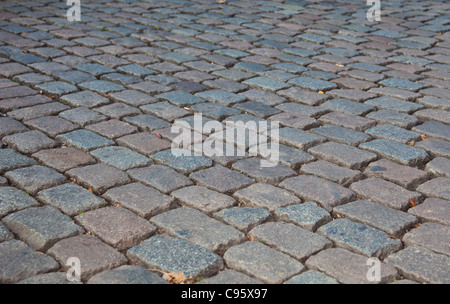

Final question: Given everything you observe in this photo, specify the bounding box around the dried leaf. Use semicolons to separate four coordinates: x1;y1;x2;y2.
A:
247;235;254;241
163;272;193;284
87;187;93;193
421;134;427;140
155;133;162;139
406;140;415;146
217;0;227;3
409;198;417;207
318;91;324;94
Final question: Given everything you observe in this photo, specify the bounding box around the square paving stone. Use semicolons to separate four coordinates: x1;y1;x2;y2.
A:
318;111;376;132
269;112;318;130
284;270;338;284
109;90;156;106
384;245;450;284
249;222;332;262
75;207;157;250
87;265;167;284
0;149;37;174
276;127;326;150
402;222;450;257
47;235;127;281
412;121;450;142
5;165;67;196
75;63;115;76
0;187;39;217
365;124;421;144
415;138;450;158
3;205;84;251
197;269;264;284
0;117;29;139
366;110;419;129
364;159;428;190
277;87;328;106
2;130;58;154
191;102;240;120
260;143;315;170
279;175;355;212
425;157;450;178
85;119;137;139
24;116;78;137
300;160;362;186
407;198;450;227
320;98;375;116
116;132;171;156
7;102;70;122
60;91;109;108
350;178;422;211
37;183;107;216
0;240;59;284
0;62;32;77
103;183;175;219
123;114;170;132
13;73;53;85
189;166;254;194
0;221;13;242
305;247;398;284
276;103;329;118
308;142;377;169
141;101;190;121
274;202;332;232
156;90;204;106
311;124;370;146
56;130;114;152
127;234;224;279
128;81;171;95
242;76;290;92
54;70;96;85
16;272;82;284
79;80;125;94
35;81;78;96
94;103;141;119
67;163;131;194
365;96;424;113
231;158;296;185
317;218;402;259
333;200;418;237
0;86;36;100
150;149;212;174
128;165;193;194
359;139;429;166
213;207;271;233
233;101;280;118
233;182;301;212
223;241;304;284
150;207;245;254
172;186;236;214
288;77;337;92
32;147;96;173
195;90;246;106
416;177;450;201
90;146;151;170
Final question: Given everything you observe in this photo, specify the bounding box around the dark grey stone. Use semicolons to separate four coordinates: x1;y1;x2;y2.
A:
56;130;114;151
90;146;151;170
2;130;58;154
0;149;37;173
150;149;212;174
275;202;332;232
213;206;271;233
284;270;338;284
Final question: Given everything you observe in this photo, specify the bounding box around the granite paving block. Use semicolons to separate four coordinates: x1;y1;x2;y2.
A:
414;109;450;125
0;86;36;100
284;270;338;284
0;187;39;217
231;158;296;185
171;186;236;214
56;130;114;152
150;149;212;174
333;200;418;237
305;248;398;284
0;62;32;77
32;147;96;173
24;116;78;138
385;245;450;284
318;112;376;132
300;160;362;186
212;206;271;233
123;114;170;132
364;159;428;190
141;101;189;121
416;177;450;201
16;272;81;284
425;157;450;178
103;182;175;219
275;127;326;150
274;202;332;232
190;166;254;194
195;89;246;105
276;103;329;118
87;265;167;284
116;132;171;156
317;218;402;259
407;198;450;226
151;207;245;254
233;182;301;211
5;165;66;196
242;76;290;92
48;235;127;281
94;103;141;119
365;96;424;114
279;175;355;212
320;98;375;116
365;124;421;144
289;77;337;91
350;178;422;211
60;91;109;108
415;138;450;158
0;117;29;139
90;146;151;170
0;221;13;242
3;205;83;251
0;240;59;284
35;81;77;96
0;149;37;174
197;269;263;284
85;119;137;139
79;80;125;94
223;241;304;284
249;222;332;262
75;63;115;76
109;90;155;106
412;121;450;142
366;109;419;129
359;139;429;166
240;89;286;106
128;165;193;194
311;124;370;146
156;90;204;106
75;207;156;250
402;222;450;256
7;102;70;122
127;234;224;279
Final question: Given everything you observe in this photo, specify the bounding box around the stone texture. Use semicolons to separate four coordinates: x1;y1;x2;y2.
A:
90;146;151;170
213;206;271;233
150;149;212;174
3;130;58;154
190;166;254;194
197;269;264;284
416;177;450;201
360;139;429;166
0;149;37;174
305;247;398;284
0;117;29;139
171;186;236;213
402;223;450;256
274;202;332;232
150;207;245;254
56;130;114;152
317;218;402;259
32;147;96;173
425;157;450;178
87;265;167;284
408;198;450;226
116;132;171;156
127;234;224;279
284;270;338;284
231;158;296;185
300;160;362;186
308;142;377;169
223;241;305;284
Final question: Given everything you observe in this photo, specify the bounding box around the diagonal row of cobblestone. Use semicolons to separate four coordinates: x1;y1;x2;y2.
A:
0;0;449;284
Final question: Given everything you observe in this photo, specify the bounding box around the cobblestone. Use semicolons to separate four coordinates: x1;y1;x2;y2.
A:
407;198;450;226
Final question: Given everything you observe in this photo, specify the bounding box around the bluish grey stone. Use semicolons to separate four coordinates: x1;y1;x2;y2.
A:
197;269;264;284
416;138;450;158
271;62;308;74
79;80;125;94
320;98;375;116
233;101;280;118
195;89;246;105
87;265;167;284
234;61;269;73
284;270;338;284
54;70;96;85
231;157;296;185
311;124;370;146
214;49;249;58
13;73;53;85
0;149;37;173
302;70;339;81
150;149;212;174
75;63;115;76
123;114;170;131
365;96;424;113
101;73;141;85
90;146;151;170
59;107;107;127
157;52;198;64
117;64;155;77
359;139;429;166
297;33;331;43
37;183;107;216
412;121;450;142
366;110;419;129
212;69;254;82
127;234;224;278
300;160;361;186
390;55;431;67
347;62;388;73
191;102;240;120
56;129;114;151
317;218;402;259
35;81;77;96
0;221;13;242
141;102;189;121
242;76;290;92
190;166;254;194
0;187;39;217
275;202;332;232
60;91;110;108
213;207;271;233
365;124;421;144
156;90;204;106
2;205;84;251
288;77;337;91
17;272;81;284
0;240;59;284
378;78;427;92
276;127;326;149
333;200;418;237
275;102;329;117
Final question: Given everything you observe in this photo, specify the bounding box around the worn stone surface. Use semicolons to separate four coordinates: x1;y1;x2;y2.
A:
3;130;58;154
87;265;167;284
190;166;254;194
32;147;96;173
416;177;450;201
284;270;338;284
171;186;236;214
402;222;450;256
0;149;37;174
408;198;450;226
275;202;332;232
